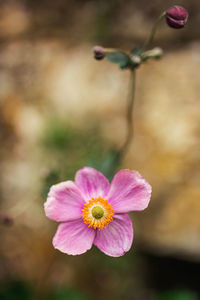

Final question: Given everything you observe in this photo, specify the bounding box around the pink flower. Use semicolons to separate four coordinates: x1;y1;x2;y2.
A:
44;167;152;257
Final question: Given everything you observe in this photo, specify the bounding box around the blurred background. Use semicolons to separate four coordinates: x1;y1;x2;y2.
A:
0;0;200;299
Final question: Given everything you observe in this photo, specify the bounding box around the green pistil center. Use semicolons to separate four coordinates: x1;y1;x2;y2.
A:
91;206;104;219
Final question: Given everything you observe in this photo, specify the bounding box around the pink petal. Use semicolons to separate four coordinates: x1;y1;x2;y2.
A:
44;181;85;222
75;167;110;200
107;169;152;213
94;214;133;257
53;219;95;255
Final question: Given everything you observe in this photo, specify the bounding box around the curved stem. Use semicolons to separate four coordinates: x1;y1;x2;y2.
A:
142;12;166;51
102;69;136;178
119;69;136;160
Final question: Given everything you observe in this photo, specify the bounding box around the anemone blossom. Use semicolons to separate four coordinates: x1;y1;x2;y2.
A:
44;167;151;257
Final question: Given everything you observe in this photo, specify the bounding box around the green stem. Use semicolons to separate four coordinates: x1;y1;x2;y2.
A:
102;69;136;178
119;69;136;160
142;12;166;51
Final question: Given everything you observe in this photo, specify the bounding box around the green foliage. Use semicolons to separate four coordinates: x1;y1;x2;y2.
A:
42;121;75;150
50;287;89;300
41;119;108;195
0;282;90;300
42;168;60;198
157;290;198;300
0;282;32;300
106;51;131;69
131;48;143;56
99;149;120;181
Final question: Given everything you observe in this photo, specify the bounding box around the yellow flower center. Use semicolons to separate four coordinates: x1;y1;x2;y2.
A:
82;196;114;230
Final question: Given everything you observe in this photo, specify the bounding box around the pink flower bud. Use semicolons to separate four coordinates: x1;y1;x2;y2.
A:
93;45;105;60
166;6;188;29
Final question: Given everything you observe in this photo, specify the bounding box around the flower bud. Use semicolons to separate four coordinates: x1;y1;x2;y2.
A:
166;6;188;29
93;45;105;60
141;47;163;61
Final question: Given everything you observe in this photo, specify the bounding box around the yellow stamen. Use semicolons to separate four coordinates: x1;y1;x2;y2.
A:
82;196;114;230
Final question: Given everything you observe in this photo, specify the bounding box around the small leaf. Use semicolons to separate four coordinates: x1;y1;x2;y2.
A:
131;48;143;56
106;51;131;69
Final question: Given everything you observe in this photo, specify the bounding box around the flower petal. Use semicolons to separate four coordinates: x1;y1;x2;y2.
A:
75;167;110;200
107;169;152;213
94;214;133;257
44;181;85;222
53;219;95;255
